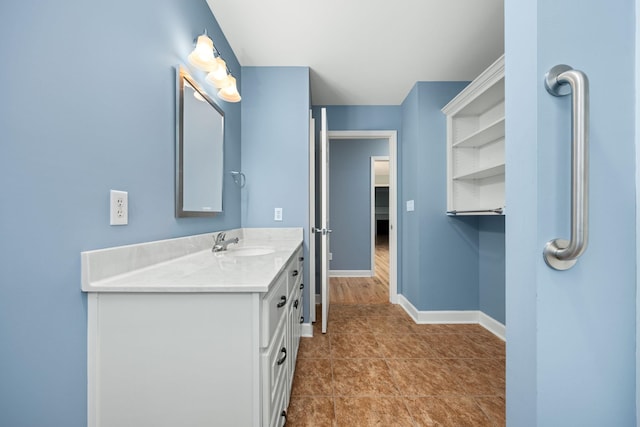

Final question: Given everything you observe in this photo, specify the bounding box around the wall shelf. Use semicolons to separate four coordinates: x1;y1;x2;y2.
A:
453;118;505;148
443;54;505;215
454;164;505;181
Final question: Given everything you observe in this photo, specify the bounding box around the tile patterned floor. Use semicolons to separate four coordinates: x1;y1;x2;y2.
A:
287;304;505;427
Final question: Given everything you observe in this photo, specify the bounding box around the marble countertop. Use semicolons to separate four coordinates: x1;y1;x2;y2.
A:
81;228;303;293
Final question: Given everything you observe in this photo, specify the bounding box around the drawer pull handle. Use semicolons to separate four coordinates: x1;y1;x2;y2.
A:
292;270;299;277
299;256;304;262
277;296;287;308
277;347;287;365
300;316;304;324
300;282;304;290
294;300;299;309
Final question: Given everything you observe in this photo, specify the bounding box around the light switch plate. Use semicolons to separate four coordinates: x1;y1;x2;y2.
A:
406;200;415;212
274;208;283;221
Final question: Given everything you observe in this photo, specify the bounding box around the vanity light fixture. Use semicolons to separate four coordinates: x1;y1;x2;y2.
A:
188;30;241;103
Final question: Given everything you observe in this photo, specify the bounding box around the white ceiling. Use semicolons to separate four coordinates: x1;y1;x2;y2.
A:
206;0;504;106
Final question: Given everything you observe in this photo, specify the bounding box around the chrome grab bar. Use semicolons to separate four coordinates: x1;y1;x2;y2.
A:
543;64;589;270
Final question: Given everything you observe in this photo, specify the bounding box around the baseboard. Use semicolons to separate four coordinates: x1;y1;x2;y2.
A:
397;295;505;341
301;323;313;337
478;311;506;341
329;270;373;277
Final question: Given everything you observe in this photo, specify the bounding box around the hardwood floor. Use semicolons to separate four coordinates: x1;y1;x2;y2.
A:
330;234;389;305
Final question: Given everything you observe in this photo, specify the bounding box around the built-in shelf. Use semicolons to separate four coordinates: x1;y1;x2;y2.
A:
454;164;505;181
453;118;505;148
443;54;505;215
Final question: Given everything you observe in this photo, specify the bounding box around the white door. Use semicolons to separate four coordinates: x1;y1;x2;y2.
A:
319;108;331;333
308;111;316;323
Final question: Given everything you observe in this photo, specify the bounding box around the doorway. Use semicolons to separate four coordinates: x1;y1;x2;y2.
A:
326;130;398;305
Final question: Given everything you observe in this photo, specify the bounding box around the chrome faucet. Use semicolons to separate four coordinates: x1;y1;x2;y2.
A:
212;232;239;252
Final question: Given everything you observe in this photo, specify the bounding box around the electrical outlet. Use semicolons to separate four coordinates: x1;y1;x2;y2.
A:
110;190;128;225
274;208;283;221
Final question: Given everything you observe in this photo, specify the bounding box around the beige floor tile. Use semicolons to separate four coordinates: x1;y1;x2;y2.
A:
405;396;493;427
422;333;487;358
330;333;382;358
387;358;466;396
334;397;414;427
355;303;408;318
448;358;505;396
291;358;333;396
367;315;417;335
286;396;336;427
374;333;438;359
466;333;506;358
328;315;369;334
475;396;506;426
409;323;464;334
332;358;399;396
298;334;331;359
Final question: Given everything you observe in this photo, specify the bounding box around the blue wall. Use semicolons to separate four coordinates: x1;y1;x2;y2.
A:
0;1;241;425
505;0;636;424
329;138;389;271
400;82;480;311
478;217;505;324
322;105;404;131
240;66;310;316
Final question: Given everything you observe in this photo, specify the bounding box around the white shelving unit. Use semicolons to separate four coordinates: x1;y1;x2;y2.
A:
442;54;505;215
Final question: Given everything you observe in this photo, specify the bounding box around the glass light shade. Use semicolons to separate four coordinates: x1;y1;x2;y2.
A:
218;76;241;103
205;58;229;88
187;34;217;71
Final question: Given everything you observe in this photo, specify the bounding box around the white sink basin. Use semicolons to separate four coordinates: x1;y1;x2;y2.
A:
224;247;275;257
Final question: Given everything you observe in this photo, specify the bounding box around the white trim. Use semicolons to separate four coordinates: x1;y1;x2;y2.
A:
397;295;506;341
327;130;398;305
479;311;506;341
301;323;313;338
441;54;505;116
329;270;373;277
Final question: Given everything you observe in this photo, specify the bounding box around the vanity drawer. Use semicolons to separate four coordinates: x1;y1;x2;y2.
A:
261;272;288;347
269;382;287;427
262;317;288;426
289;265;303;295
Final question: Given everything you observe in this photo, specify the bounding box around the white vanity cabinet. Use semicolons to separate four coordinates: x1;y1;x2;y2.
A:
84;230;304;427
442;54;505;215
260;247;304;427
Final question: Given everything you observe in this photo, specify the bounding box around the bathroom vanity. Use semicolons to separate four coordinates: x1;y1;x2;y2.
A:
81;228;304;427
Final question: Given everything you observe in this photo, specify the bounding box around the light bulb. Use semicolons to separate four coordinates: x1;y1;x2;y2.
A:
187;34;217;71
205;58;229;88
218;76;241;103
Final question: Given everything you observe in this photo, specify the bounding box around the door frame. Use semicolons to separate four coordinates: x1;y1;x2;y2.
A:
326;130;398;304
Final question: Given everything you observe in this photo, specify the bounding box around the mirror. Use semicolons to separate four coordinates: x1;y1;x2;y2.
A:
176;65;224;217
